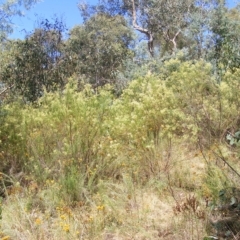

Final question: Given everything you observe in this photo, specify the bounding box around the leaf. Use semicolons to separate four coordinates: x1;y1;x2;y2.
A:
230;138;235;146
234;131;240;140
230;196;237;207
226;134;232;141
219;189;226;198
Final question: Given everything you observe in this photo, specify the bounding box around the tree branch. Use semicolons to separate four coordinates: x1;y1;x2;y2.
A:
170;29;181;50
163;28;181;52
131;0;154;57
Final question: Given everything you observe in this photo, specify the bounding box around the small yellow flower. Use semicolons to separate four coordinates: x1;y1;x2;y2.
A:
97;205;105;211
60;214;66;220
1;236;11;240
35;218;42;225
62;224;70;232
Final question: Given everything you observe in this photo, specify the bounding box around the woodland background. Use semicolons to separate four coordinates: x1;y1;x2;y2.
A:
1;0;240;239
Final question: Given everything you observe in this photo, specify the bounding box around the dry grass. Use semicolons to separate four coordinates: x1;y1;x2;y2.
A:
0;144;213;240
1;186;208;240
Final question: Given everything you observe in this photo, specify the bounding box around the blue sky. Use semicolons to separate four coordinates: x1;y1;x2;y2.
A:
10;0;98;39
9;0;239;39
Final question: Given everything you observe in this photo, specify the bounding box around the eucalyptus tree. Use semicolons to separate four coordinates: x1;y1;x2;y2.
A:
66;13;134;86
209;2;240;75
79;0;196;56
0;18;69;102
79;0;239;60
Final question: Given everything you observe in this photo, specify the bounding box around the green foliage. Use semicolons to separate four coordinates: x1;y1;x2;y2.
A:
219;69;240;138
79;0;239;61
16;81;119;201
202;165;230;201
0;18;69;102
0;102;27;174
1;58;240;202
163;59;220;144
226;131;240;146
0;14;134;101
66;13;134;86
117;74;182;141
209;3;240;77
81;0;195;55
109;74;184;178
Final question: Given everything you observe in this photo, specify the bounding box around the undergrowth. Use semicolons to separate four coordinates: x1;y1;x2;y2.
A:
1;59;240;239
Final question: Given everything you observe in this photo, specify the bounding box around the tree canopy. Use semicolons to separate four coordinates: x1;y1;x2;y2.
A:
66;13;134;86
0;0;240;102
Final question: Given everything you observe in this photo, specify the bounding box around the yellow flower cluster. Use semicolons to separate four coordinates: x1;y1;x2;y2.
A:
56;206;73;233
61;223;70;233
97;205;105;211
